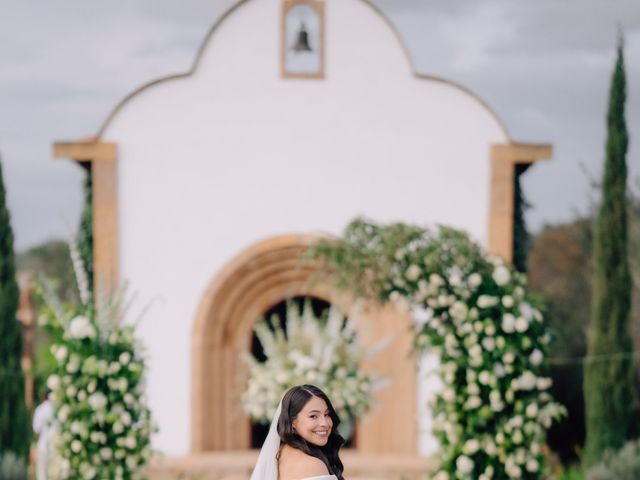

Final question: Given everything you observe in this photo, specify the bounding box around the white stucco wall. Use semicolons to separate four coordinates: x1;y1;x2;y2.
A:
101;0;508;455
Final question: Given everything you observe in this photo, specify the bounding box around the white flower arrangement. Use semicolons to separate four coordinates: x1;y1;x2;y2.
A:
309;220;567;480
241;300;388;437
38;240;154;480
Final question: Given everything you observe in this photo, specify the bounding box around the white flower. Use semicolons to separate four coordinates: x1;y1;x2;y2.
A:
515;316;529;333
512;429;524;444
493;363;506;377
113;422;124;434
517;371;537;390
442;388;456;402
492;265;511;286
503;352;515;364
465;396;482;409
124;436;137;449
119;352;131;366
88;392;108;411
526;458;540;473
481;337;495;351
467;273;482;288
433;472;450;480
71;440;82;453
411;306;433;327
54;345;68;362
57;405;70;422
456;455;474;474
502;295;514;308
69;315;96;339
47;375;61;391
478;295;499;309
429;273;444;286
501;314;516;333
469;344;482;359
462;439;480;455
519;302;534;320
405;264;422;281
99;447;112;460
530;349;544;366
449;302;469;322
536;377;553;390
526;402;539;418
478;371;491;385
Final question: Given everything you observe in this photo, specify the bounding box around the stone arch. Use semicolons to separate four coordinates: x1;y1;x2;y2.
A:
191;234;418;454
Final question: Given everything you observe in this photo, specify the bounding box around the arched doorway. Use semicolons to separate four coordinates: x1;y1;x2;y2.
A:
191;235;417;454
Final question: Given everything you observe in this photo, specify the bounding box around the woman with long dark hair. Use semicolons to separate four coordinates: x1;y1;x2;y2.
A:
249;384;346;480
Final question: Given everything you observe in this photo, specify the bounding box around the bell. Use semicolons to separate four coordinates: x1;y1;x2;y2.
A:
291;22;312;52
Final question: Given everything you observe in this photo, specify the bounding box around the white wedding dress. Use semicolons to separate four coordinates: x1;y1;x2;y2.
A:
249;401;339;480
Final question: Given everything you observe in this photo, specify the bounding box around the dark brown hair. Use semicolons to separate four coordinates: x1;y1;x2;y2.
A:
277;384;345;479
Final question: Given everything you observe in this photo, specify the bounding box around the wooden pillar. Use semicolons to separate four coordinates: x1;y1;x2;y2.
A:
488;142;552;262
53;140;118;296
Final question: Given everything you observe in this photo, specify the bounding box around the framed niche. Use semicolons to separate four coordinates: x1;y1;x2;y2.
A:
281;0;325;79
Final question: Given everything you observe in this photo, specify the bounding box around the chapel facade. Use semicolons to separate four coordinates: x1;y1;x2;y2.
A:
51;0;551;462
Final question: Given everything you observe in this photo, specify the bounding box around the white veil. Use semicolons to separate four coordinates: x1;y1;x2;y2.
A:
249;400;282;480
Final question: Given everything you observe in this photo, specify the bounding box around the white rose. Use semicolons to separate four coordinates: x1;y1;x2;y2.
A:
456;455;474;474
119;352;131;366
449;302;469;322
478;371;491;385
442;388;456;402
515;316;529;333
124;436;136;449
71;440;82;453
530;349;544;366
88;392;108;411
526;458;540;473
462;439;480;455
502;296;514;308
517;371;537;390
465;396;482;409
512;429;524;444
493;363;506;377
519;302;534;320
405;264;422;281
411;306;433;327
99;447;112;460
113;422;124;434
467;273;482;288
477;295;499;308
429;273;444;286
54;345;68;362
69;315;95;339
485;324;496;336
47;375;61;391
433;471;450;480
526;402;539;418
482;337;495;351
492;265;511;286
501;314;516;333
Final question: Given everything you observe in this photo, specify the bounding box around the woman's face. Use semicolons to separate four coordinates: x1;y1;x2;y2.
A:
292;395;333;446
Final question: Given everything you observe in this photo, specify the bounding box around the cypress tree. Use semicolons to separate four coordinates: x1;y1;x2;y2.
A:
78;163;93;292
513;164;531;273
0;155;30;458
583;38;636;466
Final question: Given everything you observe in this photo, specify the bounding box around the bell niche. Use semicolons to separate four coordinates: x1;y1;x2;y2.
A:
281;0;325;78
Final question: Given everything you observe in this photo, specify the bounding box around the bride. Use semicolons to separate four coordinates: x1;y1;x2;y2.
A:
250;384;346;480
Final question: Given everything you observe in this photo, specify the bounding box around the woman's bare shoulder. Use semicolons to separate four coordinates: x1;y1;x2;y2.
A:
278;445;329;480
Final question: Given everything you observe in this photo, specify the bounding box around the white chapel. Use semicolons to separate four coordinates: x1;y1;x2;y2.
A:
53;0;551;468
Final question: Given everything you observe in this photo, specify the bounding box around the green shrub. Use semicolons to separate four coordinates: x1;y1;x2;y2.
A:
586;439;640;480
0;452;27;480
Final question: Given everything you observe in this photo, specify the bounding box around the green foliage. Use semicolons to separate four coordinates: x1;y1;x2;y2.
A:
77;164;93;292
310;217;565;479
556;465;585;480
583;40;636;466
513;165;531;273
528;219;592;462
0;157;30;459
586;439;640;480
16;240;77;303
0;452;27;480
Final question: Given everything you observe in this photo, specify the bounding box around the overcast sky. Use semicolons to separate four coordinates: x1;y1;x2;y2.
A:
1;0;639;251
